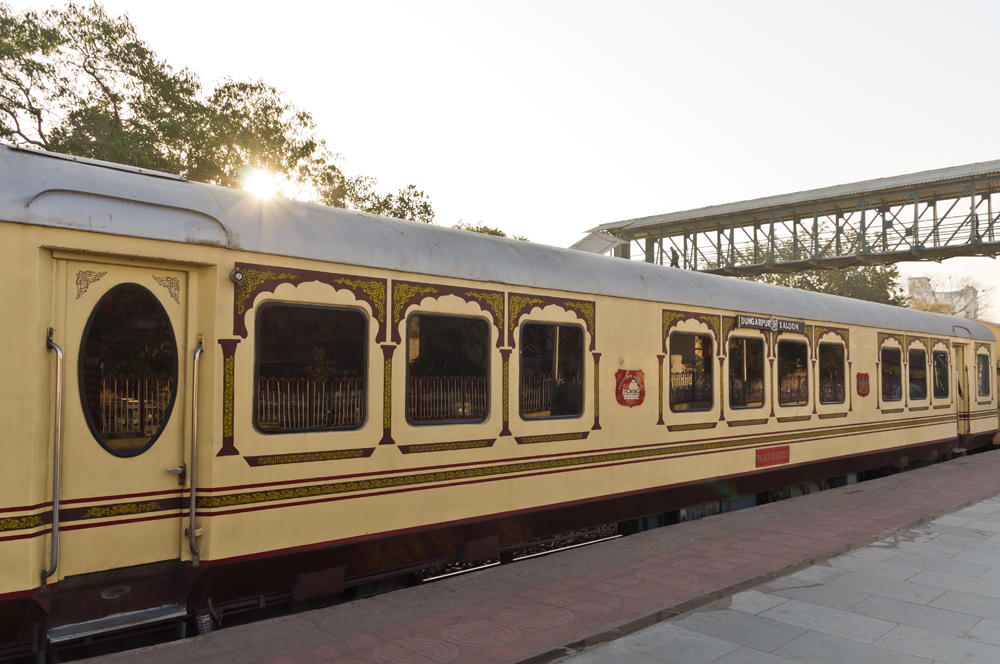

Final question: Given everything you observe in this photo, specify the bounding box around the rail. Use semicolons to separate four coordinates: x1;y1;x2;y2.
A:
97;374;173;436
189;340;203;565
257;377;365;430
41;329;63;587
408;376;487;421
521;372;553;413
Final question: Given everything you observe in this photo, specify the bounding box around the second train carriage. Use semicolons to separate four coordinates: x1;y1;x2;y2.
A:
0;143;997;652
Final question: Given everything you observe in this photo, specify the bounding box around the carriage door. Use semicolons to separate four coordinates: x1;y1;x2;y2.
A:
54;259;190;580
956;344;971;440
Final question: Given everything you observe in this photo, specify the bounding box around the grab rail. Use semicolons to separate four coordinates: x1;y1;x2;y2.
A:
189;339;204;565
41;329;64;587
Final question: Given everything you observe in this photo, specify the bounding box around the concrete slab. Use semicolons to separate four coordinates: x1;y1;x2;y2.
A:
758;599;897;644
674;610;806;653
847;595;982;638
828;571;945;605
874;623;1000;664
729;591;789;616
769;583;870;610
613;623;739;664
772;630;933;664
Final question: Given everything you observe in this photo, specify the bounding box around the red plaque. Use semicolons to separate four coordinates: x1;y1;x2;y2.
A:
756;446;790;468
615;369;646;407
857;372;870;397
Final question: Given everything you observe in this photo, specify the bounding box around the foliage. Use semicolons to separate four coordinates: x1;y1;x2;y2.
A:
906;274;993;319
0;2;434;222
742;264;908;307
453;221;528;241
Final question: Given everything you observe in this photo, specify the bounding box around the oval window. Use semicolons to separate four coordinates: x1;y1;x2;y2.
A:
79;284;178;456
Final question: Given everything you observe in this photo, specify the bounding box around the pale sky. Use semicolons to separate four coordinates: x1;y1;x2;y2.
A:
9;0;1000;316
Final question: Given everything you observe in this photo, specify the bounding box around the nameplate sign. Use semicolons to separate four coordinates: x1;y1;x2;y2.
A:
756;446;790;468
738;314;805;335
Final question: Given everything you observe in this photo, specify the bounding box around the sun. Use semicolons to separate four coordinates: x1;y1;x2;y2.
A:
243;169;278;198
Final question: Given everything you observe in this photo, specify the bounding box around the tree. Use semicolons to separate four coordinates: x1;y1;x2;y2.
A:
0;2;434;222
453;221;528;241
741;265;907;306
907;274;992;319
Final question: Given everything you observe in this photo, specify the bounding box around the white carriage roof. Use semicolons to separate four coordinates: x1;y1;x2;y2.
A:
0;144;992;342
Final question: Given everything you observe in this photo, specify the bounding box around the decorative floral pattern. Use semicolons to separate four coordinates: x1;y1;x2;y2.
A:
516;432;589;444
82;501;161;519
465;291;504;324
563;301;595;334
195;414;958;511
335;278;386;323
0;515;44;532
152;275;181;304
508;295;544;332
393;283;439;323
236;269;298;314
383;355;392;430
75;270;107;299
400;440;494;454
222;355;235;439
249;449;370;466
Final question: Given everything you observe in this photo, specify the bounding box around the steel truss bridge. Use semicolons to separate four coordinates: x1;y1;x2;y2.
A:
587;160;1000;276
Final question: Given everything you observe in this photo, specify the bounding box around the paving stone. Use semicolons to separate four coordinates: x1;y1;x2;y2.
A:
908;570;1000;599
827;554;923;581
674;609;806;653
931;515;975;527
965;617;1000;647
873;623;1000;664
764;566;846;590
770;583;869;610
881;552;989;577
845;547;901;561
729;591;790;616
711;646;799;664
828;571;945;605
566;643;668;663
926;524;997;540
952;549;1000;566
759;599;897;644
847;594;981;637
895;540;967;560
772;629;933;664
928;590;1000;618
614;623;739;664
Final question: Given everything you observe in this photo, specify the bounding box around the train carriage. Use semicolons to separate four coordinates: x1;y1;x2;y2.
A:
0;144;997;656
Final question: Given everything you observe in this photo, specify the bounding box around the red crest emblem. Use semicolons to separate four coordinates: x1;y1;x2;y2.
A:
615;369;646;407
857;373;870;397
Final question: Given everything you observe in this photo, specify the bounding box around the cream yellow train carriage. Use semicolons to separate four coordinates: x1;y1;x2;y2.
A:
0;144;996;656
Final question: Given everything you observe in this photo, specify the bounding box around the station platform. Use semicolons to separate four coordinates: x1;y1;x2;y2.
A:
88;449;1000;664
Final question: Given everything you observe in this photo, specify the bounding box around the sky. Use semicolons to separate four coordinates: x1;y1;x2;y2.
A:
9;0;1000;315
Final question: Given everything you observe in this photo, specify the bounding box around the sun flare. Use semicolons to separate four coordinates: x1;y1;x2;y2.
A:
244;169;278;198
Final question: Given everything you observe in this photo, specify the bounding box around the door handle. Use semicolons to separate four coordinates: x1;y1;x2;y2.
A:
167;464;186;486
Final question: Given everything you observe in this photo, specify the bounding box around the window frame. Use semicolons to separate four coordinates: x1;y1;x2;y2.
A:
817;342;846;406
78;282;180;458
881;346;903;403
932;349;950;399
977;351;992;398
908;347;928;402
727;335;765;411
776;339;810;408
404;311;492;427
518;320;586;422
668;331;715;414
253;300;370;435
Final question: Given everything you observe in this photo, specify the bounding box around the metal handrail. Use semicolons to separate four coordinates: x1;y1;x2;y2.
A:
189;340;204;565
41;329;63;587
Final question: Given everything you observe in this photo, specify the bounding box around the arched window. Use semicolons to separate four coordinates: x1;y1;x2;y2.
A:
80;284;178;456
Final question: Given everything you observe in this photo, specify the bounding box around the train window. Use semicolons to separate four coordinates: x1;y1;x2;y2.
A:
933;350;949;398
728;337;764;409
978;353;991;397
670;333;713;412
79;284;178;456
882;347;902;402
818;344;845;404
255;303;367;433
777;341;809;406
520;323;584;419
909;349;927;400
407;314;489;424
